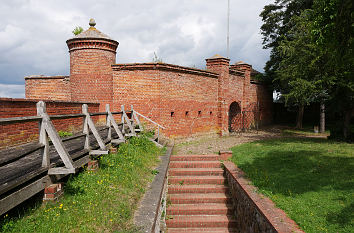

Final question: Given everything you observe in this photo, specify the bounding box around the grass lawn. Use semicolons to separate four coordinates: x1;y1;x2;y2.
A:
0;134;163;233
230;136;354;233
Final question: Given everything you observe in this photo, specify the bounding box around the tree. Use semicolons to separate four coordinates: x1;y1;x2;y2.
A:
72;26;84;36
310;0;354;139
260;0;313;87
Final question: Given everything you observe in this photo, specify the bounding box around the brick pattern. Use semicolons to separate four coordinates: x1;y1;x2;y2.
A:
223;161;305;233
23;26;273;138
166;154;238;232
0;98;99;150
25;76;71;101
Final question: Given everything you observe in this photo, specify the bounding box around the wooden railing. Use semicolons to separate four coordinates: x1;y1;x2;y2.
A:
0;101;165;216
134;109;166;143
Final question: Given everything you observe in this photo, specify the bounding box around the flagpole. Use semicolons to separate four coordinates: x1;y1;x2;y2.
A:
227;0;230;58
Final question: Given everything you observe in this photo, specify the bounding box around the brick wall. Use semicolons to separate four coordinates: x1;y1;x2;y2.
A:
224;161;304;233
25;76;71;101
67;38;118;112
112;63;219;138
0;98;100;149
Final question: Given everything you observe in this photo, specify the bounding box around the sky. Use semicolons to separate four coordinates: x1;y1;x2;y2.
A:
0;0;273;98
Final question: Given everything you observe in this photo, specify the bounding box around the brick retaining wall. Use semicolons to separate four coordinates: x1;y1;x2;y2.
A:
223;161;304;233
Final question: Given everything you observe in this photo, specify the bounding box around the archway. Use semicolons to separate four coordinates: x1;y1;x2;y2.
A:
229;102;242;132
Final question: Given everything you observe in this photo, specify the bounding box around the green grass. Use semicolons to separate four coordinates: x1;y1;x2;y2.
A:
0;134;162;233
230;137;354;233
58;130;73;138
282;126;330;137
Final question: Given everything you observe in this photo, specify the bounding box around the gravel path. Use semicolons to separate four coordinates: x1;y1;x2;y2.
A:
173;127;282;155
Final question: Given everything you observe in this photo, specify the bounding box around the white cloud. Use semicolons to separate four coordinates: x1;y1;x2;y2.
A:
0;0;273;97
0;84;25;98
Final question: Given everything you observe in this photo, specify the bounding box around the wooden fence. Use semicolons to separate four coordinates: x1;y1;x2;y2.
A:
0;101;164;216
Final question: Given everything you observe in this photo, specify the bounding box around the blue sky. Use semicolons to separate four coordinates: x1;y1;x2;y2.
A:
0;0;272;98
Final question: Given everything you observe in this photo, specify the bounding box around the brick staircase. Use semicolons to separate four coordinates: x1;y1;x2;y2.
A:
166;154;237;233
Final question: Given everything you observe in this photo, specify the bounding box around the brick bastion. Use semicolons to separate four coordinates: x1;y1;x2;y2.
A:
2;19;273;147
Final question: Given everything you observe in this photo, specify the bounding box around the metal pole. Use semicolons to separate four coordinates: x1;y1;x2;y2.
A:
227;0;230;58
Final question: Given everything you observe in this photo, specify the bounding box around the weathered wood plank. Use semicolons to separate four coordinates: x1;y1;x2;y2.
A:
89;150;108;155
0;176;51;216
48;167;75;175
0;116;41;124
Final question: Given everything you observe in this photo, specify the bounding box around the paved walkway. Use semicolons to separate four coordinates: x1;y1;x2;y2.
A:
166;154;237;232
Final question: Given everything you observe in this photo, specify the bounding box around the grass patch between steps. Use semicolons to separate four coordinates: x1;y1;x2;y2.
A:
230;137;354;233
0;134;163;233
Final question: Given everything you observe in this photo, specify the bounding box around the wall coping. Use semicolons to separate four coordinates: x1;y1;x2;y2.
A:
229;69;245;76
223;161;305;233
0;98;99;105
24;75;69;80
112;63;219;78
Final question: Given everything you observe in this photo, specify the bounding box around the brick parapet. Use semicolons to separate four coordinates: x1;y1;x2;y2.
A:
224;161;305;233
112;63;218;78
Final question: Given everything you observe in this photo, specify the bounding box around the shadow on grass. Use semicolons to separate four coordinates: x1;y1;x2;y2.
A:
232;137;353;195
326;202;354;227
230;137;354;229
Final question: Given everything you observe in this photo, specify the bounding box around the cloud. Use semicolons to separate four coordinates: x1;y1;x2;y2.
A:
0;0;272;97
0;84;25;98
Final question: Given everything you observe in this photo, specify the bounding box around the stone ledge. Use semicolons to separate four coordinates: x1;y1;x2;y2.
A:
0;97;99;105
223;161;304;233
134;143;173;233
24;75;69;80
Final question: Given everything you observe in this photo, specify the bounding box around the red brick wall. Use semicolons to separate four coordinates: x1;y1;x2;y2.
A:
67;39;118;112
25;76;71;101
0;98;100;149
112;63;219;138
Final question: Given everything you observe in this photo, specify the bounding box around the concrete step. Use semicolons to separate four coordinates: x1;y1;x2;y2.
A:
170;154;219;161
169;193;231;204
168;184;228;194
167;228;238;233
168;168;224;176
167;203;233;215
166;215;237;228
169;176;226;185
169;161;221;168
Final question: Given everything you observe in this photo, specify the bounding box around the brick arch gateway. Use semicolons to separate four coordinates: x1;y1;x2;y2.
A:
229;101;242;132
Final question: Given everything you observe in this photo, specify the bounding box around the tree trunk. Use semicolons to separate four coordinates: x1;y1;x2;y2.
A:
296;104;304;129
320;102;325;133
343;110;351;140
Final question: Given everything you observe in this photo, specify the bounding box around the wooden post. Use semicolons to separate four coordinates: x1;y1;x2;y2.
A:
37;102;50;167
121;105;125;134
106;104;112;141
131;105;135;129
121;105;135;136
106;104;125;142
83;104;90;150
82;104;106;151
157;126;160;144
131;105;143;132
36;101;75;174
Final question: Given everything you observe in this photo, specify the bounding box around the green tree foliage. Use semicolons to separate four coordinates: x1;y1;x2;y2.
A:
72;26;83;36
310;0;354;139
260;0;353;139
276;11;331;128
260;0;313;87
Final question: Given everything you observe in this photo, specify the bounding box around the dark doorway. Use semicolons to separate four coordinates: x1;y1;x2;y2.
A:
229;102;242;132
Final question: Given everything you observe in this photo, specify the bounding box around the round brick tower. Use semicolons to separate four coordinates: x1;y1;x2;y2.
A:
66;19;119;110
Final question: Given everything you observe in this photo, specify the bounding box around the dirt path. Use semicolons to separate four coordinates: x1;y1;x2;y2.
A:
173;127;282;155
